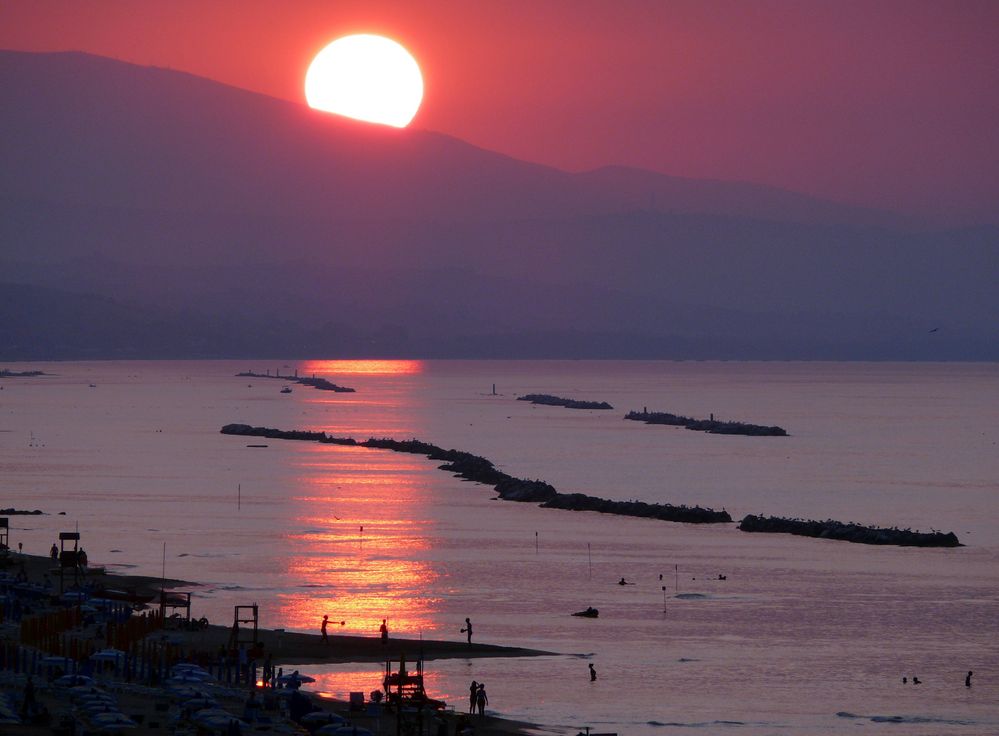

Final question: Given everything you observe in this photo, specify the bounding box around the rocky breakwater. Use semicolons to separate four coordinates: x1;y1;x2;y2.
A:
625;409;788;437
221;424;730;524
236;371;355;392
738;514;961;547
518;394;614;410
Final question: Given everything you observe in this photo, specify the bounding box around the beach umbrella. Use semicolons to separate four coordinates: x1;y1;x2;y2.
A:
276;671;316;685
168;672;211;684
302;712;347;726
182;695;218;710
55;674;95;687
327;726;373;736
91;648;126;662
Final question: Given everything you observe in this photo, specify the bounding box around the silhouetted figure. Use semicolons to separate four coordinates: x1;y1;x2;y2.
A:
589;663;596;682
380;618;389;644
913;677;921;685
618;577;629;585
902;676;907;684
717;574;727;580
50;543;58;560
462;617;473;644
21;676;35;717
966;671;973;687
321;615;329;644
468;680;478;714
475;683;488;716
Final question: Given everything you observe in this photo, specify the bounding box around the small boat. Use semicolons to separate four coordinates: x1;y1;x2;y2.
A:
280;386;293;394
572;607;599;618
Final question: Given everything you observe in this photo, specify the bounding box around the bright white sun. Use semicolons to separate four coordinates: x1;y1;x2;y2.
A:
305;34;423;128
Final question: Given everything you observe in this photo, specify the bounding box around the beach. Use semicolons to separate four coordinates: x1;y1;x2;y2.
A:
1;550;548;735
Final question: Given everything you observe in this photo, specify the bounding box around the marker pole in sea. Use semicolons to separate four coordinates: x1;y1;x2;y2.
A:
588;543;592;579
675;564;679;595
662;585;668;612
535;531;539;555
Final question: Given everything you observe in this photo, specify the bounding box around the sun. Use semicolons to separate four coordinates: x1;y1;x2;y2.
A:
305;34;423;128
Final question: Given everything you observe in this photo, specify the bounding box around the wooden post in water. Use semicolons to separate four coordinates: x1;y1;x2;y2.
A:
238;483;241;511
675;564;679;594
587;543;592;579
535;531;539;555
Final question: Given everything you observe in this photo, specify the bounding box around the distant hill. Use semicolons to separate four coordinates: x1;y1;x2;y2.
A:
1;50;996;360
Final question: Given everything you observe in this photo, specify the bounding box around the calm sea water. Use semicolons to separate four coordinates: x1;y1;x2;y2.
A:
2;360;998;735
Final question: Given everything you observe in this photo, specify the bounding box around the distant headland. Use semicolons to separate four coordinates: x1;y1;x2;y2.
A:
220;424;732;525
625;408;788;436
0;369;46;377
236;370;355;393
518;394;614;410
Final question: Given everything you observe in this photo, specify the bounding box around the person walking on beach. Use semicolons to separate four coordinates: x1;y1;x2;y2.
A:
966;671;973;687
475;683;488;716
468;680;478;713
462;617;473;644
321;615;329;644
589;663;597;682
380;618;389;644
50;543;58;560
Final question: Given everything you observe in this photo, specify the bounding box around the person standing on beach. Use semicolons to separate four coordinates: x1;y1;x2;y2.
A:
380;618;389;644
50;543;58;560
321;615;329;644
589;663;597;681
468;680;478;713
966;671;973;687
462;617;473;644
21;676;35;717
475;683;488;716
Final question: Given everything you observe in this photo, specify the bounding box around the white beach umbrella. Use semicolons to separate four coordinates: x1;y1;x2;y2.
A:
302;712;347;726
56;674;95;687
90;648;126;662
328;726;374;736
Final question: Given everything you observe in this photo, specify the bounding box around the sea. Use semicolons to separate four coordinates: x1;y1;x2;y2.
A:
2;360;997;735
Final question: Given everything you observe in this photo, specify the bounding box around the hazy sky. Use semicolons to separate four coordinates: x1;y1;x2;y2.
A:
2;0;997;222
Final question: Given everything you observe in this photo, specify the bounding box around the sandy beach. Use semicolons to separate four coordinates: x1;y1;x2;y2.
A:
0;550;550;736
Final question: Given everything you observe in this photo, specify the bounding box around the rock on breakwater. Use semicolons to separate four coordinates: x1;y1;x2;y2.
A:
518;394;614;410
221;424;731;524
625;409;788;436
738;514;961;547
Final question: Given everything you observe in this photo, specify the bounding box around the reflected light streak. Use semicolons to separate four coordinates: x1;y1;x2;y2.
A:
277;450;442;638
299;359;424;375
291;666;453;708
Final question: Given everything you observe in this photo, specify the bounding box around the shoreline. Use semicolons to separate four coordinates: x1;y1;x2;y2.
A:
2;551;554;736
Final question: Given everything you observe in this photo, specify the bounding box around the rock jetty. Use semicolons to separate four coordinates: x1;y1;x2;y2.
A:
0;508;44;515
518;394;614;410
738;514;961;547
625;409;788;436
236;370;355;392
221;424;731;524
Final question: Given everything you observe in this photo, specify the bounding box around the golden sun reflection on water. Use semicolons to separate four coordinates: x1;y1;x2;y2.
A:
276;446;441;638
299;359;424;375
295;667;453;707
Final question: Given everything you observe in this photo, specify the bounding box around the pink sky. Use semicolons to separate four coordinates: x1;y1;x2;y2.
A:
2;0;997;222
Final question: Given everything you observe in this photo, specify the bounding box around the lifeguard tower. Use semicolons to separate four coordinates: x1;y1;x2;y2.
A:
58;531;82;593
0;518;8;551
